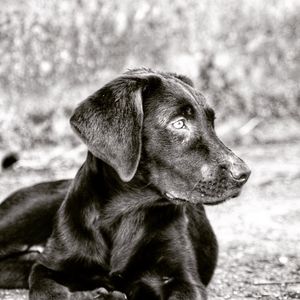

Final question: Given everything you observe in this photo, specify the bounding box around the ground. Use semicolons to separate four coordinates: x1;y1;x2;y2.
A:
0;142;299;300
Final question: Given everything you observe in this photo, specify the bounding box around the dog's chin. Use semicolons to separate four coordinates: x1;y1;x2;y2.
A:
199;188;243;205
164;192;190;205
164;189;242;206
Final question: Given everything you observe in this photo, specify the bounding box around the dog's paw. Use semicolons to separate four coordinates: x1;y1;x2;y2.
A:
93;288;127;300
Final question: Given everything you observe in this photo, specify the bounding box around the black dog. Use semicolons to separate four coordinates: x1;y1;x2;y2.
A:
0;69;250;299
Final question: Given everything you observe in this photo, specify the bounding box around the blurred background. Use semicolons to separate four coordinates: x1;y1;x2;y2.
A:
0;0;299;299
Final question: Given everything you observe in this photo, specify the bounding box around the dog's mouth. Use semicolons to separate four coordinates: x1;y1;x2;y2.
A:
164;185;242;206
193;176;245;205
164;192;190;205
201;189;241;205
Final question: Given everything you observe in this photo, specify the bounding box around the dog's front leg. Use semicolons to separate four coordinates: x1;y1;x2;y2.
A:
70;288;127;300
164;279;207;300
29;263;70;300
29;263;127;300
29;263;96;300
168;286;207;300
129;276;207;300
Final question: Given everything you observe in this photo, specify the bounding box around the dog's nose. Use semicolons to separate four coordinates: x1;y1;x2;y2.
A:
229;165;251;183
220;161;251;184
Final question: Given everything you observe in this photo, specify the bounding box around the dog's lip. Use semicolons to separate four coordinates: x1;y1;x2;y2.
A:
164;188;242;206
164;192;189;205
202;189;242;205
202;198;227;206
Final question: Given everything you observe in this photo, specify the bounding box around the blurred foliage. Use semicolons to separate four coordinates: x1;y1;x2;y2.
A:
0;0;299;149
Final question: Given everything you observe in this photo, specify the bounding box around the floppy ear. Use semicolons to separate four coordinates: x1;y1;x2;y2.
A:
70;75;161;182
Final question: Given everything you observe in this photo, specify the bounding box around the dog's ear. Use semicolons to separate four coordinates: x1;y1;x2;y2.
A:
70;75;161;182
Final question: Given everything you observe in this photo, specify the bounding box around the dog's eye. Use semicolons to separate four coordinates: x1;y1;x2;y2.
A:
172;119;186;129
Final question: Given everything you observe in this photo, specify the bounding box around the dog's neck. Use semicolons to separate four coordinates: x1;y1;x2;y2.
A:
86;152;159;198
66;152;169;222
58;152;188;252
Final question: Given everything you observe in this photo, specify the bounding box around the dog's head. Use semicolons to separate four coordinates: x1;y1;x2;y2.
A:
70;68;250;205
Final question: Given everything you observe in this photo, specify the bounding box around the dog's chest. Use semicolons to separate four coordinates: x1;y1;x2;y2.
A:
108;212;146;273
106;205;192;276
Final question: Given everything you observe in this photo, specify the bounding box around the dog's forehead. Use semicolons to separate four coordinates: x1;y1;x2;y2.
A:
126;68;212;117
145;77;213;128
162;77;208;110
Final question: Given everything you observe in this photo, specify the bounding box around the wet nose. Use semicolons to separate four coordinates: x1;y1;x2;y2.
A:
230;165;251;183
220;161;251;183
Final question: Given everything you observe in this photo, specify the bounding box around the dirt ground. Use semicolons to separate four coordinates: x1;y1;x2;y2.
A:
0;142;299;300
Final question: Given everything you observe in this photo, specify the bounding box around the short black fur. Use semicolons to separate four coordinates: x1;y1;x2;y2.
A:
0;69;250;300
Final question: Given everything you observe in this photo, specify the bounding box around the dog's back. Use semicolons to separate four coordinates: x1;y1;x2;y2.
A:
0;180;70;259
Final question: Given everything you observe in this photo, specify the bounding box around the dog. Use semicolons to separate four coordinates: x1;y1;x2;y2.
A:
0;68;250;299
